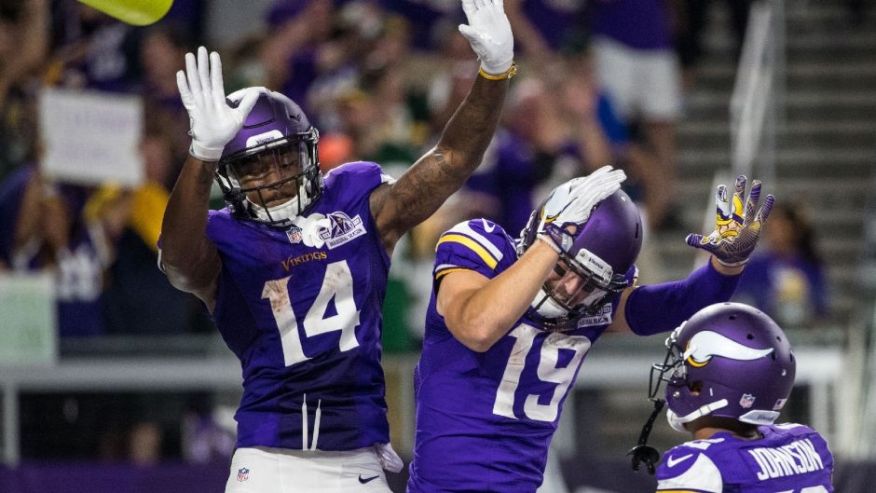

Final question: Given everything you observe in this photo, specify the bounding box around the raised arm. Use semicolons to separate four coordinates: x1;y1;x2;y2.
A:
609;175;774;335
160;47;258;309
370;0;515;250
160;155;221;306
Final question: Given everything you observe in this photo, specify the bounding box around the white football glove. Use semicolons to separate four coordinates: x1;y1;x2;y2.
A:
458;0;514;75
176;46;260;161
537;166;627;252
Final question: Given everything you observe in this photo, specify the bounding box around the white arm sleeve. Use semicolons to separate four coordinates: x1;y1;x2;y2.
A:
657;453;723;493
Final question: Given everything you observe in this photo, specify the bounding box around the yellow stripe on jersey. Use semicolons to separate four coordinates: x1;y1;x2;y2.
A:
436;234;499;269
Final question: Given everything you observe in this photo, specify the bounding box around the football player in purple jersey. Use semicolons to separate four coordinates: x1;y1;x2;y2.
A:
158;1;515;491
639;302;834;492
407;168;775;492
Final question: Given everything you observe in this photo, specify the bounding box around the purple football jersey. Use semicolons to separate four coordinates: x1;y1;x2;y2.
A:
656;423;834;492
408;219;635;493
206;161;393;451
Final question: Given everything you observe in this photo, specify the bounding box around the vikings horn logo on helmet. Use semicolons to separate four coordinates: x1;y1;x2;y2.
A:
684;330;774;368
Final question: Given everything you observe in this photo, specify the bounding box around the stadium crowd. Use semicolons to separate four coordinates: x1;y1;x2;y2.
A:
0;0;832;469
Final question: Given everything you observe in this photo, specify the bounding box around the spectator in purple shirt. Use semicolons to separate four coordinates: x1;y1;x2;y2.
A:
0;165;130;337
260;0;335;113
47;2;141;93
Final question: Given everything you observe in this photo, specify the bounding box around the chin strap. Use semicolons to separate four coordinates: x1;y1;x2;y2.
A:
628;398;665;475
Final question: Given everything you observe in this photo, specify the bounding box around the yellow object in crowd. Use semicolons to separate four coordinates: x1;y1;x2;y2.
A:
77;0;173;26
129;183;169;252
84;182;168;252
84;184;124;223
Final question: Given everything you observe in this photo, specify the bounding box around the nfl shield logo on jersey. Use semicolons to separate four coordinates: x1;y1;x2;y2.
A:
740;394;756;409
237;467;250;482
286;226;303;244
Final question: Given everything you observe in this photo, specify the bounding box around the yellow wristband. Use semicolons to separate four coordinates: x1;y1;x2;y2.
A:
478;63;518;81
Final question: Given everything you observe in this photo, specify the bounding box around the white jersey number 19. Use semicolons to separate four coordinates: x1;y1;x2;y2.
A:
493;324;591;422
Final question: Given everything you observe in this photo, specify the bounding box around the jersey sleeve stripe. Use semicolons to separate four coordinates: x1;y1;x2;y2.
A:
447;221;505;262
435;267;469;280
436;234;499;269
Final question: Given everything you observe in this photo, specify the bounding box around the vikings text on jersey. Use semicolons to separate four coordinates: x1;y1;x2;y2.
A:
206;161;394;451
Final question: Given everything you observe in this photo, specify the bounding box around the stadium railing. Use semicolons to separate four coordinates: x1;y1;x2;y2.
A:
0;331;844;466
729;0;785;185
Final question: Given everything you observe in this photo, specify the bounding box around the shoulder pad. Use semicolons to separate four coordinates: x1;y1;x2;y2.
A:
656;449;722;493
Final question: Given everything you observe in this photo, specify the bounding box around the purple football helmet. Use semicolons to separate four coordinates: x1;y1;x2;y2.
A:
216;88;321;227
650;302;796;432
519;189;643;331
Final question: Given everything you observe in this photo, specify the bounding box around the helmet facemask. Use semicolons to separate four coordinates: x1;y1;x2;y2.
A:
217;128;321;228
518;189;642;332
648;326;687;402
530;245;629;331
647;326;725;433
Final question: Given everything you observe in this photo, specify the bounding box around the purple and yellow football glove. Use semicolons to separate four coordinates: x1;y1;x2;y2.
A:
685;175;775;267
